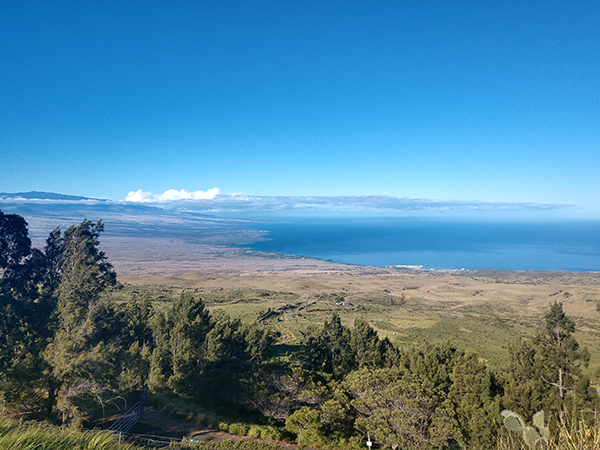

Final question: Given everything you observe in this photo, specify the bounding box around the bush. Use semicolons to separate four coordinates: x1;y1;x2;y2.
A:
228;422;250;435
259;425;283;441
148;393;285;442
181;438;286;449
247;425;262;438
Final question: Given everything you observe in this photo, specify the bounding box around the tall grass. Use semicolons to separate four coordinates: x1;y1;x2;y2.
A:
551;415;600;450
0;417;137;450
495;415;600;450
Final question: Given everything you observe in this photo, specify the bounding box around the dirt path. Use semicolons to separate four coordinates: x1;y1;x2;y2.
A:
128;407;229;441
121;407;297;449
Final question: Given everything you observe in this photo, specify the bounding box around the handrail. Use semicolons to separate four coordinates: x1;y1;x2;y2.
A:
108;400;141;434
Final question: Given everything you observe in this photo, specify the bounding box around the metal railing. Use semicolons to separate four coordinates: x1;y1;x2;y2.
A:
108;400;141;434
118;432;179;448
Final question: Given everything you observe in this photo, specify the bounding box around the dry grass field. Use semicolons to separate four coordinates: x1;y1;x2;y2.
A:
118;265;600;372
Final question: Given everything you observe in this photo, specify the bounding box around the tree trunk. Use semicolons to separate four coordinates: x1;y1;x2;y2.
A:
558;367;564;398
46;378;57;420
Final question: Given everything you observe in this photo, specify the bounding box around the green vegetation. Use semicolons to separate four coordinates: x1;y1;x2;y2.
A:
117;270;600;373
0;417;136;450
501;410;549;450
2;210;600;449
181;438;288;449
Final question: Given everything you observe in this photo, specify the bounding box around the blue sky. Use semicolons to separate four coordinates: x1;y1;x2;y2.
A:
1;1;599;217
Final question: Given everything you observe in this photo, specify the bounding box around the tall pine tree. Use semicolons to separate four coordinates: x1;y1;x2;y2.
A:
42;220;117;424
535;302;589;402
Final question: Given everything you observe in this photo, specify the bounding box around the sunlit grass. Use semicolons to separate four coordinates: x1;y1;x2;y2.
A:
118;270;600;373
0;417;137;450
495;416;600;450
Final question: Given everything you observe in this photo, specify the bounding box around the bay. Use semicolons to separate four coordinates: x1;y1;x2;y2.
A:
244;218;600;272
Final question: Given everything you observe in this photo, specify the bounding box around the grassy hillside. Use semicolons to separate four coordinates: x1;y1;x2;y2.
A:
117;268;600;371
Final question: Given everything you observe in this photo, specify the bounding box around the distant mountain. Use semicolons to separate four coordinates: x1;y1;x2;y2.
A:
0;191;265;275
0;191;106;201
0;191;254;246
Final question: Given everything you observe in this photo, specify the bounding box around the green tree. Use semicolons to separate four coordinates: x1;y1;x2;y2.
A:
317;398;355;441
119;294;154;348
398;341;459;400
286;406;320;446
344;367;450;450
503;336;545;419
0;211;53;407
446;351;499;449
504;303;597;422
204;315;247;362
301;314;355;380
241;359;325;422
0;210;31;270
241;321;277;363
114;294;155;390
342;342;501;449
535;302;589;402
42;220;118;424
150;293;212;396
300;325;332;374
190;311;278;406
1;211;35;375
349;318;383;369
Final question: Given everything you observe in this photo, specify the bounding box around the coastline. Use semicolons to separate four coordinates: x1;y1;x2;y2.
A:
9;203;600;276
241;218;600;273
101;231;600;286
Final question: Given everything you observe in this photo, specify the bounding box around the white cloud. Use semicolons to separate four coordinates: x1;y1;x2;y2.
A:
125;187;220;202
122;190;572;216
125;189;155;202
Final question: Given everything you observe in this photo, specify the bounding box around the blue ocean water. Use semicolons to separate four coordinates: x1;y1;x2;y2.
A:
244;218;600;272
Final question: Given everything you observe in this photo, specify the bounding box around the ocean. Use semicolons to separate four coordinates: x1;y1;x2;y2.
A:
243;217;600;272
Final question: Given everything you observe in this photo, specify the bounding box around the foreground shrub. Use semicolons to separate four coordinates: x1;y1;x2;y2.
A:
552;415;600;450
501;410;548;450
495;412;600;450
181;438;286;449
247;424;262;438
229;422;250;435
0;417;137;450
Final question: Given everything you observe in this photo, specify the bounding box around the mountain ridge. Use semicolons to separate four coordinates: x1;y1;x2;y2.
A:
0;191;106;201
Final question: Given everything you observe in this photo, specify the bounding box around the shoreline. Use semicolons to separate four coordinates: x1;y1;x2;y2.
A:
11;206;600;276
102;233;600;281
